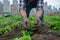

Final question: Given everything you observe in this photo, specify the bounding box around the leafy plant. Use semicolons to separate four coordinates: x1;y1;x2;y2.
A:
19;36;31;40
29;15;35;28
44;14;60;30
4;26;12;31
13;30;31;40
0;28;3;35
21;30;31;36
14;38;19;40
10;15;23;21
0;15;22;35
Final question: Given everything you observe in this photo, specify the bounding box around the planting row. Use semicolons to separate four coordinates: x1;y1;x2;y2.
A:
44;14;60;30
0;21;20;35
0;15;23;35
13;30;32;40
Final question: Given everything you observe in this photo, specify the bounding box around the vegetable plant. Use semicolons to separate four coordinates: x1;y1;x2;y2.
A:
29;15;35;28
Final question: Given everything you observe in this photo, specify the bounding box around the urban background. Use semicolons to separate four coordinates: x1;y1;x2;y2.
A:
0;0;60;16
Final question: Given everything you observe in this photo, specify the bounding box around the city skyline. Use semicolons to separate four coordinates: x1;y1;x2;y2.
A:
0;0;60;9
44;0;60;9
0;0;60;15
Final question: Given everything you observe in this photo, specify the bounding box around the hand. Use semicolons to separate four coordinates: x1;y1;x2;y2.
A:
35;19;38;25
23;17;30;30
34;16;40;25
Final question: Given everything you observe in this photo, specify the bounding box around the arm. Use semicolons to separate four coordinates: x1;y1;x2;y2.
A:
19;0;26;17
36;0;44;17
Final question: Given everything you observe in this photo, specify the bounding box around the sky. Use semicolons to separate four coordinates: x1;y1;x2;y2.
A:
0;0;60;9
44;0;60;9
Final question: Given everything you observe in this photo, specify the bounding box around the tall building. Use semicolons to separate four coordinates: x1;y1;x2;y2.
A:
44;2;48;14
0;1;3;16
47;5;53;15
13;0;18;6
11;4;17;14
52;6;57;12
59;8;60;10
48;5;52;12
3;0;11;13
12;0;19;14
58;8;60;12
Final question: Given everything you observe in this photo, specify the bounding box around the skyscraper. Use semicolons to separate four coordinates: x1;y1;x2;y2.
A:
12;0;19;14
11;4;17;14
3;0;11;13
59;8;60;10
0;1;3;15
48;5;52;12
44;2;48;14
52;6;57;12
58;8;60;12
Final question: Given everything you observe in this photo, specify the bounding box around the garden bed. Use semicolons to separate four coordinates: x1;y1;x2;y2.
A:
0;24;60;40
0;14;60;40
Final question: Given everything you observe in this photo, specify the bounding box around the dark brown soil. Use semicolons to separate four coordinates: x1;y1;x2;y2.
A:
0;26;21;40
0;24;60;40
32;24;60;40
32;33;60;40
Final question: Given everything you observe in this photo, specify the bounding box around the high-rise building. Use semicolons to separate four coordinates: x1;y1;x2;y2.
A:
59;8;60;10
52;6;57;12
0;1;3;15
11;4;17;14
48;5;52;12
13;0;18;6
58;8;60;12
47;5;53;15
44;2;48;14
3;0;11;13
12;0;19;14
0;2;3;15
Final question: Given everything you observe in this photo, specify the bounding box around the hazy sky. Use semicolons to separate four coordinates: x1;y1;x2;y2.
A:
0;0;60;8
44;0;60;9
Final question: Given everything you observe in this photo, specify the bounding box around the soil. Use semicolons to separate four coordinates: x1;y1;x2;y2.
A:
32;33;60;40
0;24;60;40
0;26;21;40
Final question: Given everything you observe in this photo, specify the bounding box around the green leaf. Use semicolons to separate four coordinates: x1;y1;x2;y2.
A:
14;38;19;40
19;36;31;40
